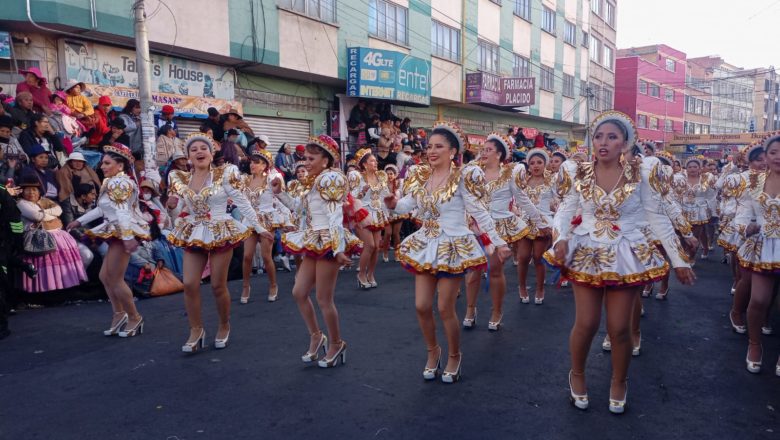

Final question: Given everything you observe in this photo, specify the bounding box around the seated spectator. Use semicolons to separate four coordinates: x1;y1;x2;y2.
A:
68;182;98;226
155;124;183;167
18;114;64;163
17;174;87;293
56;151;101;224
292;144;305;163
101;118;130;147
15;67;52;114
0;116;26;179
220;129;246;166
87;96;112;147
8;91;36;131
21;144;59;201
222;108;252;149
367;114;381;145
64;80;93;119
204;107;225;142
274;143;294;181
118;99;142;153
48;91;71;116
154;105;178;135
375;137;397;171
256;134;269;151
161;151;188;194
198;122;214;138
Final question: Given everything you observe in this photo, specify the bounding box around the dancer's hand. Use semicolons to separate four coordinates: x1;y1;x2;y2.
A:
66;220;81;231
384;194;397;209
553;240;568;263
271;179;283;195
746;223;760;237
684;236;699;252
123;238;139;254
335;252;352;266
674;267;696;285
257;228;274;241
496;245;512;263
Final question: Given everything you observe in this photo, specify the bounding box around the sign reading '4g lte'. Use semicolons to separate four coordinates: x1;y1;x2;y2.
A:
347;47;431;106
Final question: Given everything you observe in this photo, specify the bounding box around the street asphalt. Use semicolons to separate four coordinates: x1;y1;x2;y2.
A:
1;249;778;440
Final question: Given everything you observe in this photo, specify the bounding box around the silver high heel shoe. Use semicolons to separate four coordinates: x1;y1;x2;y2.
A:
462;307;477;329
441;352;462;383
318;340;347;368
519;287;530;304
368;277;378;288
103;312;128;336
608;381;628;414
729;312;747;334
602;335;612;351
568;370;589;410
487;313;503;331
118;317;144;338
302;332;327;362
182;328;206;353
423;346;441;380
240;285;251;304
632;335;641;357
214;326;230;349
356;275;371;290
267;285;279;302
655;288;669;301
534;296;544;305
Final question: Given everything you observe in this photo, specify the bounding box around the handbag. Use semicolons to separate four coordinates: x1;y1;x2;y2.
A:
23;223;57;255
150;267;184;297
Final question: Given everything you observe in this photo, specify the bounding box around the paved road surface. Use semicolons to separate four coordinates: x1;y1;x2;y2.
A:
1;251;778;439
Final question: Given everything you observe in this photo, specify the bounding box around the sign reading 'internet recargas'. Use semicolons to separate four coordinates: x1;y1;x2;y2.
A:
347;47;431;106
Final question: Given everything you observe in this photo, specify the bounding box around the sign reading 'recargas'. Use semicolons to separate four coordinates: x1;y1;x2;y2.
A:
347;47;431;106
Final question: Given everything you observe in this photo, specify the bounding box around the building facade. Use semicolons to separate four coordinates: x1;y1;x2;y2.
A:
0;0;618;151
614;44;686;145
747;67;779;132
687;56;753;134
683;60;712;135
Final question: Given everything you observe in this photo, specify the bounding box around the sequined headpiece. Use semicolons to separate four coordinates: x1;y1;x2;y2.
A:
354;147;373;165
309;134;340;162
655;150;674;166
432;121;467;154
527;147;550;163
685;156;702;168
591;110;637;152
251;148;273;165
486;132;514;158
762;132;780;151
103;142;134;164
184;132;220;152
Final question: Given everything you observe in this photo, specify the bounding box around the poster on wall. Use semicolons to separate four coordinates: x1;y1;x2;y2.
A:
59;38;241;116
0;32;11;59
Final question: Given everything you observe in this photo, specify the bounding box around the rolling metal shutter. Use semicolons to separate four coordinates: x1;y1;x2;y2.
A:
242;116;312;152
176;118;204;139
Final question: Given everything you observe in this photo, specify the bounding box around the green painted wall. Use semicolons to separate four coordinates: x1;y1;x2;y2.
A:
1;0;133;36
228;0;280;65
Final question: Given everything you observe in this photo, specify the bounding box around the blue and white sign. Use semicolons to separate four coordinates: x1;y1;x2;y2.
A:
0;32;11;59
347;47;431;106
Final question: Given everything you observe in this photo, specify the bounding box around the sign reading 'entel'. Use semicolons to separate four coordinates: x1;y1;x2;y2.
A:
347;47;431;106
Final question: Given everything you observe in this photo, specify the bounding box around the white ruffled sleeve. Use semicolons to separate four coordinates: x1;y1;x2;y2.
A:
461;165;506;247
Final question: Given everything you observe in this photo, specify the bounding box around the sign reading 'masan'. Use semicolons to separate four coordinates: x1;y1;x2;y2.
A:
347;47;431;106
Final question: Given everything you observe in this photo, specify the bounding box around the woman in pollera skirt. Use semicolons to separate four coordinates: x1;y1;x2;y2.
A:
544;111;696;413
167;133;271;353
274;135;362;368
385;122;512;383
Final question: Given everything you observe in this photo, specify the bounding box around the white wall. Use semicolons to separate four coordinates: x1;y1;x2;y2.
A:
477;0;501;44
278;10;339;78
431;57;462;102
513;17;532;57
540;32;556;68
432;0;461;28
146;0;230;56
539;90;555;118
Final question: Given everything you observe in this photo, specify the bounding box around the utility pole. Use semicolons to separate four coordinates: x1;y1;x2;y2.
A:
585;85;594;158
133;0;160;183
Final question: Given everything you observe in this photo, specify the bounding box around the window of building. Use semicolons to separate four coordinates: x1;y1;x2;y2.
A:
649;83;660;98
694;99;703;115
639;80;648;94
684;121;690;133
589;37;601;63
540;65;555;92
591;0;602;16
431;20;460;62
694;123;702;134
649;117;658;130
590;84;601;110
478;40;500;74
582;31;589;48
665;58;676;72
564;21;577;46
542;7;556;34
369;0;409;45
664;119;673;132
665;88;674;102
281;0;337;23
580;80;589;96
563;73;575;97
605;1;616;27
603;87;613;110
513;54;530;77
514;0;531;20
704;101;711;116
638;114;647;128
702;125;710;134
603;45;613;70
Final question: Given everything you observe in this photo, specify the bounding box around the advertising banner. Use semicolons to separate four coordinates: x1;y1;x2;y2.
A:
669;131;772;146
346;47;431;106
59;39;241;116
0;32;10;59
466;72;535;107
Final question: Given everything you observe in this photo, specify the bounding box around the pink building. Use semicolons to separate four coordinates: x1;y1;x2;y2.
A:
614;45;687;145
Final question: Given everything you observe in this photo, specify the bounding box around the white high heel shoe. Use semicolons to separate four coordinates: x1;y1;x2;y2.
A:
182;328;206;353
423;346;441;380
103;313;128;336
608;382;628;414
441;353;462;383
487;314;503;332
462;307;477;329
568;371;588;410
302;332;327;363
214;327;230;349
602;335;612;351
746;347;762;374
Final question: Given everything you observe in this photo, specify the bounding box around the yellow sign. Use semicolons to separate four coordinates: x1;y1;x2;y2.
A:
668;132;773;146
